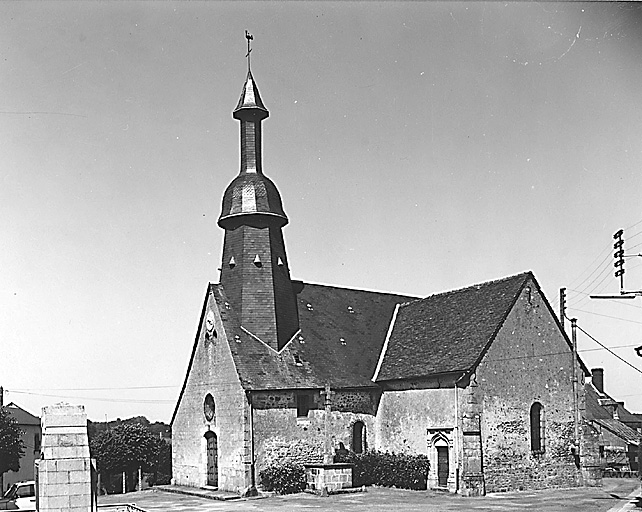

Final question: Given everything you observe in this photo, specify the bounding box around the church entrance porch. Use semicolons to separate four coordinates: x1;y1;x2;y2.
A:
205;431;218;487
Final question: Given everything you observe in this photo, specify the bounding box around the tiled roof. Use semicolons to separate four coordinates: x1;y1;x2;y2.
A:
216;282;416;390
6;402;40;426
375;272;532;382
585;384;614;420
593;418;641;446
585;382;642;430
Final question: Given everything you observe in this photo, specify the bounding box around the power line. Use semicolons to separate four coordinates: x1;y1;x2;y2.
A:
579;342;642;353
15;385;178;391
572;251;613;297
625;218;642;232
8;390;174;404
568;287;642;310
575;323;642;377
568;307;642;326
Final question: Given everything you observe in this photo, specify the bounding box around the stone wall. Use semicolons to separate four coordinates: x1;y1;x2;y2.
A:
375;386;456;455
251;389;377;472
375;383;457;491
172;289;251;492
305;464;353;492
475;279;583;492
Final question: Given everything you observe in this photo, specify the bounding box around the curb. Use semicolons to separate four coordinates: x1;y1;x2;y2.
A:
153;485;241;501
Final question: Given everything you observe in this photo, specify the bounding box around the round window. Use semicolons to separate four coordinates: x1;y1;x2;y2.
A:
204;394;215;422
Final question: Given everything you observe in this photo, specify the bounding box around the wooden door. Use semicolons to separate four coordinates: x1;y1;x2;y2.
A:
206;433;218;487
437;446;449;487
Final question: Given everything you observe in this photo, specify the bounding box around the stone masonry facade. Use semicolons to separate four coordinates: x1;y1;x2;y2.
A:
473;280;583;492
252;389;377;471
172;291;251;492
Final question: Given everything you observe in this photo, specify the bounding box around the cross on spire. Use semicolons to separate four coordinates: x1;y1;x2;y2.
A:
245;30;253;71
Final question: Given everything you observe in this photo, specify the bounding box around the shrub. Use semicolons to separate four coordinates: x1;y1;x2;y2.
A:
335;450;430;490
259;461;306;494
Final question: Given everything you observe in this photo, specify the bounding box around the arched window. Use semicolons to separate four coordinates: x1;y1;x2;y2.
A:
352;421;365;454
530;402;544;453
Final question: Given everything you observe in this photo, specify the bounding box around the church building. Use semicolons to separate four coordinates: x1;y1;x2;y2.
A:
171;48;597;496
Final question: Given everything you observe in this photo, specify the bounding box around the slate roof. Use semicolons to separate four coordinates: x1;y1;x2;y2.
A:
218;173;288;227
375;272;533;382
214;282;416;390
593;418;641;446
233;70;268;118
5;402;40;426
585;384;614;420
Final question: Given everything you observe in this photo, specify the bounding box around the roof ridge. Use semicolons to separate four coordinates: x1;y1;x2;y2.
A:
297;280;420;298
414;271;532;302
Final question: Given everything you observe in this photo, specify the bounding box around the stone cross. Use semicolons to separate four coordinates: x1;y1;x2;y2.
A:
322;384;333;465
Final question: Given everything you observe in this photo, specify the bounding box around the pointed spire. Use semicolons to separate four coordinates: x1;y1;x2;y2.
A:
234;32;268;121
234;71;268;120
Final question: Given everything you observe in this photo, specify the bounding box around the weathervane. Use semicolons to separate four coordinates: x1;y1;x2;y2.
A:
245;30;253;71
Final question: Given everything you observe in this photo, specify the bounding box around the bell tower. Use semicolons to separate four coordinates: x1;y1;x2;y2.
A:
218;34;299;351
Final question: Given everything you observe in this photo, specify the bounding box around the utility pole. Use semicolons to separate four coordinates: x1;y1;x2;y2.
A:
591;229;641;299
559;288;567;331
571;318;580;444
589;228;642;476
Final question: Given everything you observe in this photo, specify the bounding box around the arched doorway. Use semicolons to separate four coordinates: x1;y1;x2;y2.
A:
204;431;218;487
429;433;450;489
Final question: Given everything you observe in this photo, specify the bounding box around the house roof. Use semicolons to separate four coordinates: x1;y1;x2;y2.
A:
585;384;614;420
215;282;416;390
5;402;40;426
375;272;532;381
585;381;642;431
593;418;641;446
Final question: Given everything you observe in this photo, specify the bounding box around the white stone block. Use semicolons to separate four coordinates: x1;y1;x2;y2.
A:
69;470;91;484
57;458;86;472
41;404;87;428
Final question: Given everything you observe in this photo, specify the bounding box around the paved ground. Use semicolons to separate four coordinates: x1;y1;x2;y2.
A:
98;478;641;512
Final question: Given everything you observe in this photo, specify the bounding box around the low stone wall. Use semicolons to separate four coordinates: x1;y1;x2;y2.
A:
304;463;353;493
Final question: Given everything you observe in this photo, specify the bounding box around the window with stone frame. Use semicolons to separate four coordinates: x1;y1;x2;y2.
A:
530;402;545;453
296;393;312;418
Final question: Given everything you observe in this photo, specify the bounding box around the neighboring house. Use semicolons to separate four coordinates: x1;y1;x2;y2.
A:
171;64;595;496
585;368;641;473
3;403;41;492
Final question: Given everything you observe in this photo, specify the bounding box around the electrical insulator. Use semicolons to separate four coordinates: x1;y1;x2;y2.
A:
613;230;625;279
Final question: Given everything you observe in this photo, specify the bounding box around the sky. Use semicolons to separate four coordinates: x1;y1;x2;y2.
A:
2;1;642;423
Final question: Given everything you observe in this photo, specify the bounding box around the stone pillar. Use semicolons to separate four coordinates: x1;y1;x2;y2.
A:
459;376;485;496
37;403;96;512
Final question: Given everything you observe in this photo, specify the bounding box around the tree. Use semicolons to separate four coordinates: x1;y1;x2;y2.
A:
90;423;166;492
0;406;26;476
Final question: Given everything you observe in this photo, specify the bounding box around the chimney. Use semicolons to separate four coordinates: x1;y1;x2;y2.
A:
592;368;604;393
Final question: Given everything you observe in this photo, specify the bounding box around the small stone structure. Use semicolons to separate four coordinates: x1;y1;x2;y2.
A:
304;463;353;493
36;403;96;512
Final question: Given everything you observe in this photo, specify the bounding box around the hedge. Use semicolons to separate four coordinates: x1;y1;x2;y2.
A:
335;450;430;490
259;461;306;495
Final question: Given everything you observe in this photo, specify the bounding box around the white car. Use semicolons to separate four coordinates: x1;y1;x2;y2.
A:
0;481;36;510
